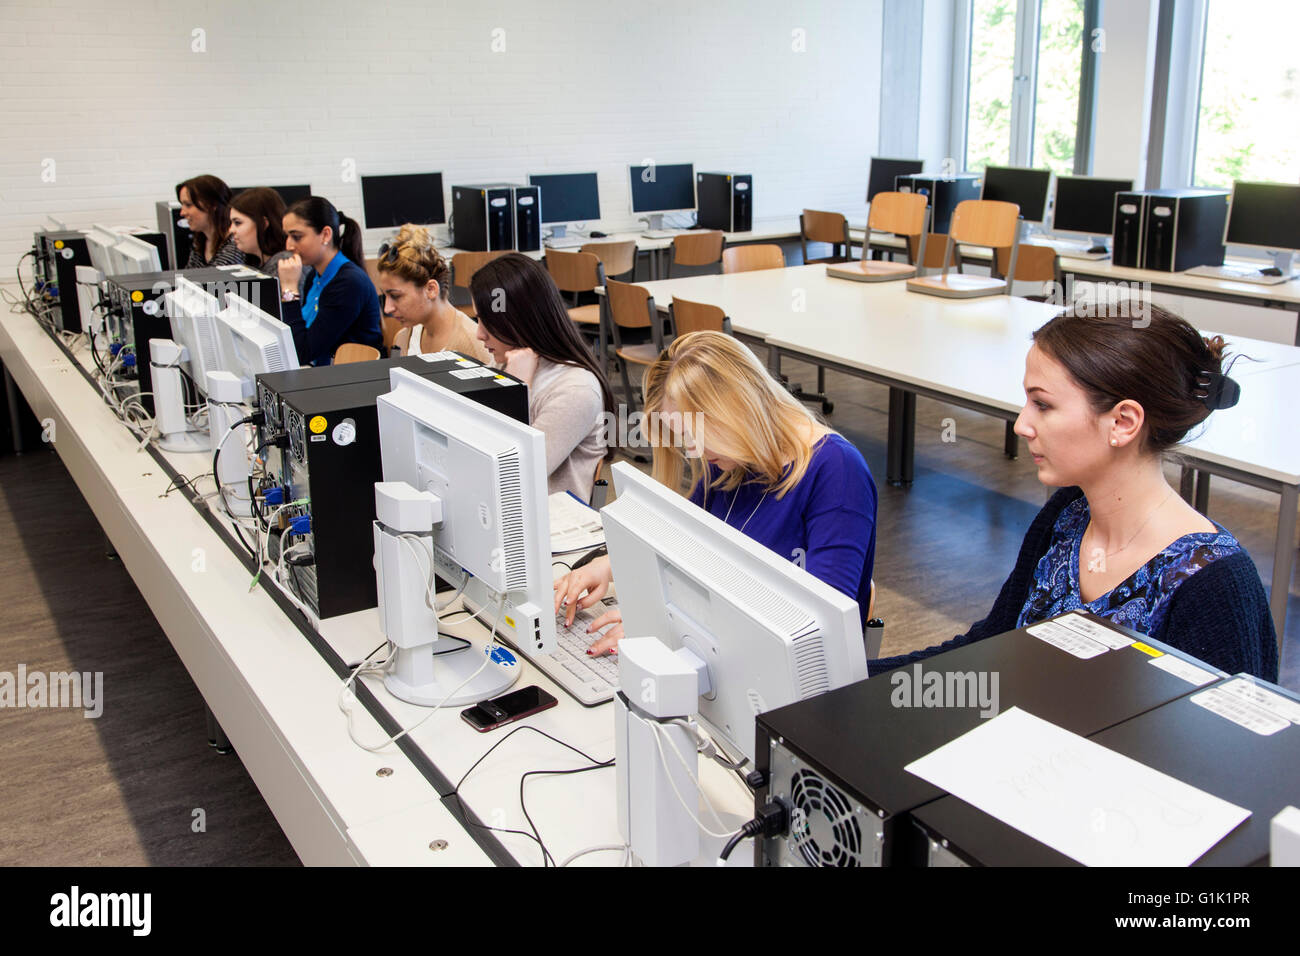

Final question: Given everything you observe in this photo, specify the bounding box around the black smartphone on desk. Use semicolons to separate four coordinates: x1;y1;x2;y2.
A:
461;686;558;732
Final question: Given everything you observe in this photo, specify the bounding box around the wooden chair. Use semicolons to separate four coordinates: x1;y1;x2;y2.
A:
590;458;610;509
381;315;403;354
582;240;637;281
906;200;1021;298
450;250;507;318
993;242;1059;295
908;232;962;272
722;244;785;274
865;580;883;659
669;296;730;336
545;249;608;362
333;343;381;364
827;193;930;282
800;209;853;264
668;230;724;278
606;280;665;412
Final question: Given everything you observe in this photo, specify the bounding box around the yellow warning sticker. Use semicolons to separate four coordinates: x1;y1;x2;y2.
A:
504;615;516;630
131;291;144;302
309;415;327;434
1131;641;1163;658
54;240;65;249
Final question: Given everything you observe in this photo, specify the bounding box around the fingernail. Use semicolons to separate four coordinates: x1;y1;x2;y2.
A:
586;649;593;655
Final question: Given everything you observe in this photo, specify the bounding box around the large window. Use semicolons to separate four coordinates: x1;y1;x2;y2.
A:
963;0;1094;174
1193;0;1300;187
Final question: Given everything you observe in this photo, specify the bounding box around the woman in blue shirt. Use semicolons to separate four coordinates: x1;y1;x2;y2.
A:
869;304;1277;680
554;330;878;655
276;197;382;366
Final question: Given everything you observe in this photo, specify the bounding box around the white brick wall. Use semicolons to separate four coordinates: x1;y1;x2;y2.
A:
1;0;884;264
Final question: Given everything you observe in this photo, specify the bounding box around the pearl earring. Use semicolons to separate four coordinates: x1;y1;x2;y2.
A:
1110;438;1119;446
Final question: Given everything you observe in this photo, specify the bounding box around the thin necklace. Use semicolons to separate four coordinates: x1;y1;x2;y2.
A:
1085;488;1175;571
724;484;769;534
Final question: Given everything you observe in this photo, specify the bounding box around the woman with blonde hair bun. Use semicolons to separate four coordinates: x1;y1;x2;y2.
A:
554;330;878;655
376;225;491;363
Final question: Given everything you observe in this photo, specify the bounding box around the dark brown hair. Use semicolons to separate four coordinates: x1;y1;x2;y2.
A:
1032;304;1234;454
285;196;364;265
470;252;616;423
176;174;232;250
376;224;450;297
231;187;287;261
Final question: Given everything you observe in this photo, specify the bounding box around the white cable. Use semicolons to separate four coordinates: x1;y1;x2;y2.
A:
398;534;469;612
648;721;734;839
341;594;507;753
558;844;630;868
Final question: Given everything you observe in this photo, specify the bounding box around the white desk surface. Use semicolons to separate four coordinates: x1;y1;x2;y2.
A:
0;309;755;866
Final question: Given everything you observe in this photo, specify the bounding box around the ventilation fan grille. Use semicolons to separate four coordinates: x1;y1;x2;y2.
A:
789;768;864;868
497;448;527;590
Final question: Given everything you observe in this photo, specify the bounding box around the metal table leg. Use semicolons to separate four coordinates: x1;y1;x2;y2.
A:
1194;471;1211;515
1271;483;1298;643
4;364;24;454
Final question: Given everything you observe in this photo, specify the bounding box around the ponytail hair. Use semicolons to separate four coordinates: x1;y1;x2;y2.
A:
286;196;364;264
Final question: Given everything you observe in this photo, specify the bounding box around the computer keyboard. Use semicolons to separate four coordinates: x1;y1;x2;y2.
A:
535;597;622;705
545;235;589;249
1184;264;1292;285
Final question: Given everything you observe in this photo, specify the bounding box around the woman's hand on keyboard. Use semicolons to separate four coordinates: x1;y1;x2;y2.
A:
553;555;613;627
584;609;624;656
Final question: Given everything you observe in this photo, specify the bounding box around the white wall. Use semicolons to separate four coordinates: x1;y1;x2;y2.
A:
0;0;884;263
1091;0;1159;184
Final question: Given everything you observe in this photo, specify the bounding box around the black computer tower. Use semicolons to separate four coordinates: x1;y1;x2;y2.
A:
104;267;281;414
894;174;981;234
1111;189;1229;272
255;354;529;620
156;200;191;271
451;184;515;251
696;172;752;232
37;230;91;333
513;185;542;252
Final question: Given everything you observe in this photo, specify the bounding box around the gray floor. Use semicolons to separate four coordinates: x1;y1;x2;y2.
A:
0;357;1294;866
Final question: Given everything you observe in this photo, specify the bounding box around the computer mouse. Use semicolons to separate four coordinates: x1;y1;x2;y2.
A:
589;231;608;238
1261;267;1284;276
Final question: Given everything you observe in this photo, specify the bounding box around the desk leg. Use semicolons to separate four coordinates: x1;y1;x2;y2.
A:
766;345;781;377
1271;484;1297;643
887;388;916;486
205;703;233;755
900;391;916;483
1178;465;1195;504
1004;421;1018;459
4;363;24;455
1194;471;1211;515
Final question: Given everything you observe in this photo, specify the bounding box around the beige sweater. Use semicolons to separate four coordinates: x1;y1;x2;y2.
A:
528;358;606;501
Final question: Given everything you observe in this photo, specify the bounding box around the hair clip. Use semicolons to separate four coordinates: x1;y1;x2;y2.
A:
1193;371;1240;411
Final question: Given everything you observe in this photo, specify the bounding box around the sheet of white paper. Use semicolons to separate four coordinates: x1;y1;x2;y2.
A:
549;491;604;554
905;707;1251;866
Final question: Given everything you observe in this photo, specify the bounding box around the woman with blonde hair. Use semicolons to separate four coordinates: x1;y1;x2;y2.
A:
376;225;491;363
554;330;878;655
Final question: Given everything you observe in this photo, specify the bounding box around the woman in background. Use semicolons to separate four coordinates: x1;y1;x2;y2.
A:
176;175;243;268
228;187;294;278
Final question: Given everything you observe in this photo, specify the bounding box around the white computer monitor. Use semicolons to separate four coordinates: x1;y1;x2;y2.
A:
84;225;121;276
602;462;868;763
163;276;225;398
375;367;556;703
109;234;162;275
215;292;298;396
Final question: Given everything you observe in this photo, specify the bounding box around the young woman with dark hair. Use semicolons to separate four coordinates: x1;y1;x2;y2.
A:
177;174;243;268
870;304;1277;680
377;225;490;363
469;252;615;500
277;197;381;366
228;187;293;277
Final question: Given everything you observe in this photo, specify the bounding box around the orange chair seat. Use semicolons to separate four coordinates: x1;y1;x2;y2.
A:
568;303;602;325
615;343;661;366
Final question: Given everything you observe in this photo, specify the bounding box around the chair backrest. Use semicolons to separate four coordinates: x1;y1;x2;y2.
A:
995;243;1057;283
671;230;725;267
908;232;955;269
867;192;929;237
582;240;637;279
381;314;403;353
606;279;655;331
670;296;727;336
334;343;381;364
949;200;1021;249
801;209;849;244
722;244;785;274
545;249;603;293
450;250;507;291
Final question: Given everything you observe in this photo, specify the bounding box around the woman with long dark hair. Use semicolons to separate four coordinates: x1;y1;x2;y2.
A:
177;174;243;268
277;196;381;366
470;253;615;500
228;187;293;277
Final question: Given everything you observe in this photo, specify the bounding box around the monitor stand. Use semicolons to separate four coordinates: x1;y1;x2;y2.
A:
1268;250;1295;277
549;224;569;238
1087;235;1110;255
640;214;666;232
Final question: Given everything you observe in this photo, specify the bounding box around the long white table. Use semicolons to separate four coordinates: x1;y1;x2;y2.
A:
628;265;1300;639
0;301;754;866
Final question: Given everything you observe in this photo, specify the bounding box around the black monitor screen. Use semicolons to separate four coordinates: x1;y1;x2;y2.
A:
230;184;313;206
1225;182;1300;251
529;172;601;224
1051;177;1133;236
629;163;695;213
867;157;924;202
361;173;446;227
981;166;1053;223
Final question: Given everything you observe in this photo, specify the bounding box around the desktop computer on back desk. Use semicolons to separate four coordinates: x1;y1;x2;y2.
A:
253;353;528;621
